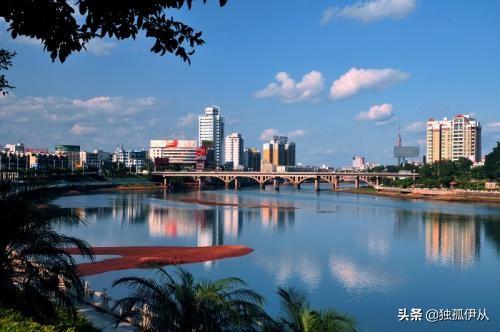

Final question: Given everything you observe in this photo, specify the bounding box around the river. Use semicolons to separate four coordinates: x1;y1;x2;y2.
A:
52;184;500;331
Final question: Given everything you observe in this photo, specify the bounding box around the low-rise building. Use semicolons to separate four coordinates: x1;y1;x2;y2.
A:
4;142;25;154
149;139;205;169
80;150;112;170
113;145;147;170
29;153;68;170
55;145;81;170
485;181;498;190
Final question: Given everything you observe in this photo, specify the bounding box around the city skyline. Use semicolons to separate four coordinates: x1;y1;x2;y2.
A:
0;0;499;166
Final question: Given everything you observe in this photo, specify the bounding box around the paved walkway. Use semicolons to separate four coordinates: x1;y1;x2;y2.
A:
78;304;136;331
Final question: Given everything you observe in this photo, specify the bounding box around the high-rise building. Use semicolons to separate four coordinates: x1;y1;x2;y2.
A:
285;141;296;166
224;133;244;170
198;106;225;167
243;148;261;171
352;156;365;170
261;136;296;169
426;114;481;163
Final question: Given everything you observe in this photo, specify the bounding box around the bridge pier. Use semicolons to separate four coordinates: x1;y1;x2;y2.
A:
259;182;266;190
163;176;168;188
334;176;339;190
295;182;301;190
234;177;240;190
354;176;360;189
273;178;279;191
314;177;320;191
375;176;380;187
224;182;230;189
197;177;203;189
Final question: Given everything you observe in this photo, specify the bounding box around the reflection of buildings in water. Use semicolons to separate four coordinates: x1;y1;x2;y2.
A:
260;200;295;232
393;209;424;239
148;205;197;238
224;207;241;238
73;206;113;224
110;194;149;225
424;213;480;268
196;208;224;247
147;204;238;247
146;193;296;246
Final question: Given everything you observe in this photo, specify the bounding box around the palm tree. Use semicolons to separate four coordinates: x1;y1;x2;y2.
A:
276;287;358;332
0;194;94;321
113;267;270;331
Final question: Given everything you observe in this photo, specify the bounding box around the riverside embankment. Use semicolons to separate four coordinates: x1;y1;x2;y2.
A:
343;186;500;204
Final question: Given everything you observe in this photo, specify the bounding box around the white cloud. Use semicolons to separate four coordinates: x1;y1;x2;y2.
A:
72;96;117;111
70;123;96;136
84;39;118;56
330;67;409;100
176;113;198;128
260;128;280;141
0;95;164;150
322;0;417;24
320;7;337;26
404;121;426;133
72;96;158;115
260;128;305;141
254;71;324;103
485;122;500;133
356;103;395;124
288;129;305;139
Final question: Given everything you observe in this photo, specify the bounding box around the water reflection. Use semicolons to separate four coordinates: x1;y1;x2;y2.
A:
328;254;397;292
424;213;480;269
71;192;296;247
54;190;500;332
366;232;390;258
257;253;322;289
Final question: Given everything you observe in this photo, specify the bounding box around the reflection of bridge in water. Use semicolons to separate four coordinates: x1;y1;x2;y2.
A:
153;171;418;190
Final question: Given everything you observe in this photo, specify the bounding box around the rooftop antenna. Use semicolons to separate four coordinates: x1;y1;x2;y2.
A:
396;124;403;165
396;124;402;147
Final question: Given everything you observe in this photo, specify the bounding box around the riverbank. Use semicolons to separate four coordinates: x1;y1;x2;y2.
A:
343;187;500;204
66;245;254;276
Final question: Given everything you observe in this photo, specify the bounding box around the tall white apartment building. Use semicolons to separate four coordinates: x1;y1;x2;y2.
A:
426;114;481;163
224;133;244;170
352;156;365;170
198;105;225;166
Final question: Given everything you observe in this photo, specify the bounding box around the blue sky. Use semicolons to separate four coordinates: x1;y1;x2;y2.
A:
1;0;499;166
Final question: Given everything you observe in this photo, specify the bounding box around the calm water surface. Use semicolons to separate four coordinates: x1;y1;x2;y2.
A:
52;185;500;331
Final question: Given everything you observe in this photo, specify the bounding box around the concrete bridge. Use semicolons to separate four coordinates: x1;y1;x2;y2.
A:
152;171;418;191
